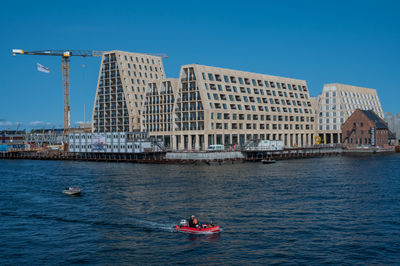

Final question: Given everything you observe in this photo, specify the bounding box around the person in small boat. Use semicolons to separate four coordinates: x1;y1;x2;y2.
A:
188;215;199;228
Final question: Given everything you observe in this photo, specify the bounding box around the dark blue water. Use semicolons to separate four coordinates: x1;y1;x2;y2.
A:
1;154;400;264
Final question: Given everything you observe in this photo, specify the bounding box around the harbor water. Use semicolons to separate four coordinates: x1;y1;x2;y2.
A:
1;154;400;264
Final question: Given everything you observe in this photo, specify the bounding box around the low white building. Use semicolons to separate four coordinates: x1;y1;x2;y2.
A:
68;132;163;153
245;140;284;151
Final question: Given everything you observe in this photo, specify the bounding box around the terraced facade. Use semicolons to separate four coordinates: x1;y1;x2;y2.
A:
316;83;383;144
92;51;165;132
143;64;317;150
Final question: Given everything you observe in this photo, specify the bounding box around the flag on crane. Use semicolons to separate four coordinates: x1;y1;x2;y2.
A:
37;63;50;73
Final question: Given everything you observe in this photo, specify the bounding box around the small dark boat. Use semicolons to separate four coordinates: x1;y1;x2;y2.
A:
261;159;276;164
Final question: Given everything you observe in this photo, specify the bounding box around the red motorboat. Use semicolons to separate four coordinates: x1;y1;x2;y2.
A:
174;219;221;234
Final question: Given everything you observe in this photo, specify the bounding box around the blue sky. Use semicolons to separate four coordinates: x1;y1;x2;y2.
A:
1;0;399;129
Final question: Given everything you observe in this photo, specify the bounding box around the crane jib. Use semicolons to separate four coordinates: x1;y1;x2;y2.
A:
11;48;104;131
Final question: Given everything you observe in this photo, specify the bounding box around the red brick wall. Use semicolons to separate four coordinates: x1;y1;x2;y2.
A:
341;109;388;148
375;129;389;147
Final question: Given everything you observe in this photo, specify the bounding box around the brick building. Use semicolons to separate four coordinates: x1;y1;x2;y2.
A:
342;109;393;148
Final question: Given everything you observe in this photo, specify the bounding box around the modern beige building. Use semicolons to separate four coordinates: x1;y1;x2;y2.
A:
142;78;179;146
316;83;383;143
93;50;317;150
143;64;316;150
92;51;166;132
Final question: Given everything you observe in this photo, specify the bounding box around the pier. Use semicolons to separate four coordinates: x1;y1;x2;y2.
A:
0;145;342;164
245;146;342;161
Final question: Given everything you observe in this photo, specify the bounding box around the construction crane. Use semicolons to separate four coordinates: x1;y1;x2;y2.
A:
12;49;103;131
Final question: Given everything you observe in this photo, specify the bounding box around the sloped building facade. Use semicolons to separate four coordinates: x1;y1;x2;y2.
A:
143;64;316;150
92;51;318;150
92;51;166;133
317;83;383;144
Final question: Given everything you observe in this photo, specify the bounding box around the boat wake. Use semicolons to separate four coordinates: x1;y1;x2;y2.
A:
13;212;176;233
130;217;176;232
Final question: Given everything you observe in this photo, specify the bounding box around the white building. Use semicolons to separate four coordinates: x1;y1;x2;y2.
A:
384;112;400;143
68;132;162;153
317;83;383;144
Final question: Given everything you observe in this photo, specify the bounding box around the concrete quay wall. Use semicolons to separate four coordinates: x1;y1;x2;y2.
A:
166;151;244;160
1;146;343;164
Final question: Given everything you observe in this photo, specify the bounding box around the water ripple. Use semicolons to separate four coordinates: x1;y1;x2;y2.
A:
0;155;400;264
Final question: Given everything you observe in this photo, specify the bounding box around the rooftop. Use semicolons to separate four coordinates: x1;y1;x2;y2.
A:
183;64;307;83
361;110;388;129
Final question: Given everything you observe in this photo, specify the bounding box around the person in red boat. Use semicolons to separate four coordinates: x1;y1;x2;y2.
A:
188;215;199;228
